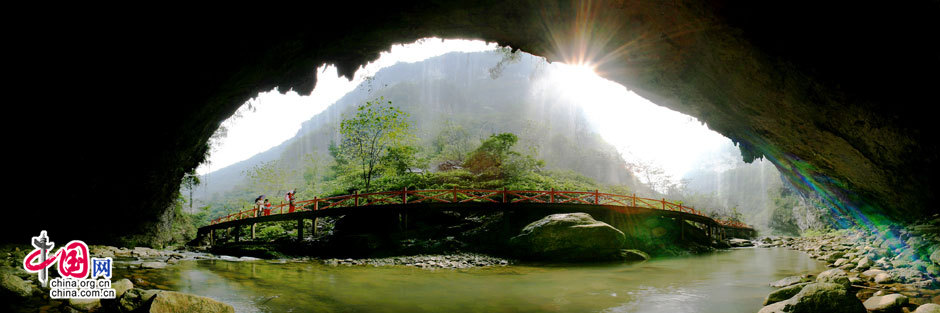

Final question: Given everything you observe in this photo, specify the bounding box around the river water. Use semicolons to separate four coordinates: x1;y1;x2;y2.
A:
116;248;826;313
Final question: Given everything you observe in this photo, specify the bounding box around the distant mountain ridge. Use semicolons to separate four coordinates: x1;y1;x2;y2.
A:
196;51;641;202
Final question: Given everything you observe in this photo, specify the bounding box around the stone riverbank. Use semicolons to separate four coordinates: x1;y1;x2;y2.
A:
754;217;940;313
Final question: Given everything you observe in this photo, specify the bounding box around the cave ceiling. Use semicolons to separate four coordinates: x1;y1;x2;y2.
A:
9;1;938;243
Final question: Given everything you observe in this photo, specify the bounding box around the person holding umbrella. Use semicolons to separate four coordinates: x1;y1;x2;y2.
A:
254;195;265;217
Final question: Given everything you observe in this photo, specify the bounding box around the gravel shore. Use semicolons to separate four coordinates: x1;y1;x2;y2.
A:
322;253;511;269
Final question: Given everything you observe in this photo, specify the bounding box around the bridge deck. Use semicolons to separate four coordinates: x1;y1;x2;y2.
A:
198;189;755;239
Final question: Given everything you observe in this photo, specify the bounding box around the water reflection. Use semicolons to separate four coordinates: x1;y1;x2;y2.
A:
115;248;825;313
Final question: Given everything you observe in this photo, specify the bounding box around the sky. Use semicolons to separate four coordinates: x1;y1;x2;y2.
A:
197;39;499;175
198;38;738;182
546;63;737;177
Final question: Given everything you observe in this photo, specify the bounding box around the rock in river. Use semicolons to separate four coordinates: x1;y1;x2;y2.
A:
770;275;808;288
862;293;908;313
149;291;235;313
510;213;625;262
0;271;32;298
763;282;809;305
620;249;650;262
816;268;851;288
914;303;940;313
69;298;101;311
758;283;865;313
874;272;895;284
112;278;134;298
140;261;167;269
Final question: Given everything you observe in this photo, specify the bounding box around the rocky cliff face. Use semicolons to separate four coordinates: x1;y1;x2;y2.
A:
10;1;937;244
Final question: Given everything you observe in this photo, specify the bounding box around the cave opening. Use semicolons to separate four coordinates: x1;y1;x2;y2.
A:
7;2;938;311
193;38;823;245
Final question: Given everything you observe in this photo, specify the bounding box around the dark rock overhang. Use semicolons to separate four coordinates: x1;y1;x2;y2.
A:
8;0;938;244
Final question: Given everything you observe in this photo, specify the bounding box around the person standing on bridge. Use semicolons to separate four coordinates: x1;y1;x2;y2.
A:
286;189;296;213
263;199;272;215
254;195;265;217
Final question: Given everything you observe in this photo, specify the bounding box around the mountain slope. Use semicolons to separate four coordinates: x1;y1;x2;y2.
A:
197;51;642;202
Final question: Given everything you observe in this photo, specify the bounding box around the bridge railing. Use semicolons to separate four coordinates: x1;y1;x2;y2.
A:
209;188;751;229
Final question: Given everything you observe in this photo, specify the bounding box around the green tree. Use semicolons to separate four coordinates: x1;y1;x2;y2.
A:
767;186;798;235
465;133;543;180
433;121;473;164
181;172;201;210
299;153;328;199
338;97;413;192
382;144;427;176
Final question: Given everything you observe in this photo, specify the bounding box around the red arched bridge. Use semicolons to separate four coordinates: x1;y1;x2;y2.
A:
198;188;756;245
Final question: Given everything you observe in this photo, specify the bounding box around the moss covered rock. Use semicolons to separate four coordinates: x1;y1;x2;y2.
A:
0;271;32;298
763;282;809;305
112;278;134;298
816;268;851;289
149;291;234;313
510;213;625;262
770;275;811;288
759;283;865;313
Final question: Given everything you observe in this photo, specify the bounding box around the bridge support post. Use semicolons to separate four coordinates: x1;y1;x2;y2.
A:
313;217;319;236
209;229;214;246
298;218;304;240
234;226;240;243
251;223;256;240
680;220;685;241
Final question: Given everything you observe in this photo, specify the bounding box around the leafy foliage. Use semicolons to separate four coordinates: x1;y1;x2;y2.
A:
338;97;414;192
242;160;298;200
768;186;802;235
465;133;542;180
432;121;474;166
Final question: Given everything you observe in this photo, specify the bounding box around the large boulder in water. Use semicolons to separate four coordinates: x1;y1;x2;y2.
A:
510;213;625;262
758;283;865;313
